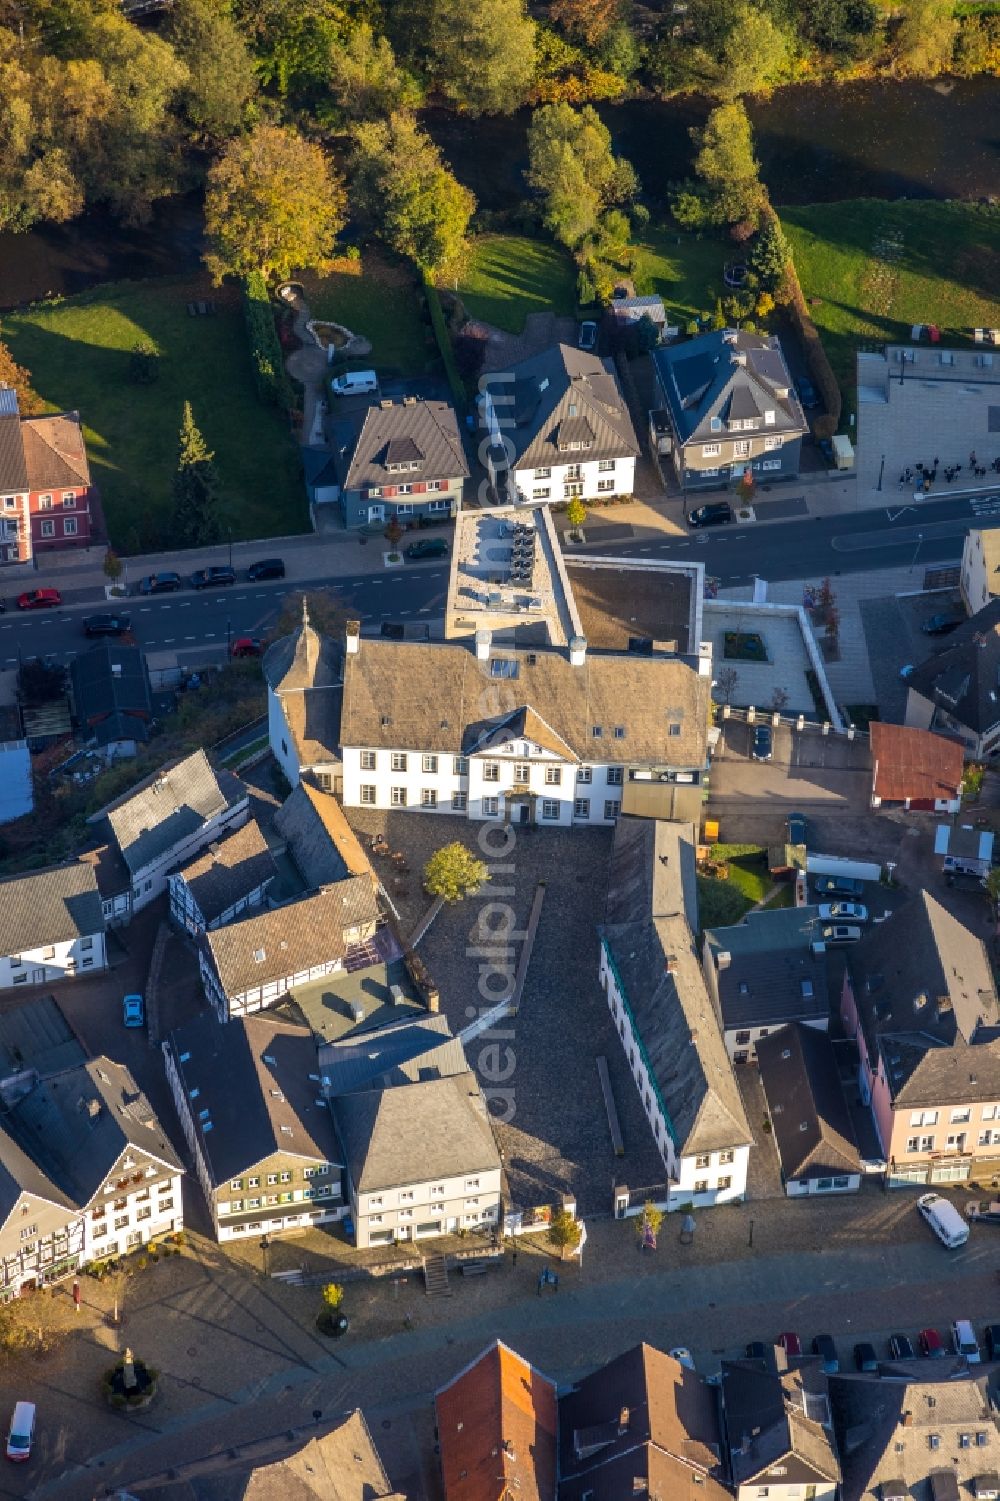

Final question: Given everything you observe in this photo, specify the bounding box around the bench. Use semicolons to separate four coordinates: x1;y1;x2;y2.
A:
460;1261;494;1276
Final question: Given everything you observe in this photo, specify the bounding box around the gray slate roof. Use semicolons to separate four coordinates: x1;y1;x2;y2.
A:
0;406;28;491
176;820;278;927
274;782;377;893
319;1013;467;1098
905;597;1000;735
203;885;369;999
340;637;709;767
0;993;86;1089
5;1056;182;1208
70;644;153;748
829;1371;1000;1501
602;820;751;1156
0;861;105;954
721;1358;841;1487
101;750;247;877
483;344;639;470
847;891;999;1103
704;906;830;1033
0;1121;75;1229
280;959;425;1046
332;1072;500;1194
262;615;343;769
653;330;807;448
756;1022;860;1181
166;1011;343;1186
342;397;468;494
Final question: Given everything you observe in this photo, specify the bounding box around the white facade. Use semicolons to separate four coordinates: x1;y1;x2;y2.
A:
599;941;750;1210
481;387;636;505
126;798;249;917
342;738;629;826
84;1149;183;1261
269;690;302;789
0;930;106;992
785;1169;861;1198
734;1464;836;1501
351;1167;502;1250
199;946;346;1024
961;528;1000;615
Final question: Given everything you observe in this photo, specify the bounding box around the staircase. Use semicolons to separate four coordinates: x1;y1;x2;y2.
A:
422;1255;451;1298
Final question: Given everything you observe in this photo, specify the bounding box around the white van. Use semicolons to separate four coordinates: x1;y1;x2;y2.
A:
330;370;378;397
917;1191;969;1249
6;1401;35;1462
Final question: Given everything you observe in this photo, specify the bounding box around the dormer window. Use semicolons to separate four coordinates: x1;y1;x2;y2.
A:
765;409;776;425
710;416;722;432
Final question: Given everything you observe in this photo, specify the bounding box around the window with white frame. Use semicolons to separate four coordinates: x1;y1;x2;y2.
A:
40;520;55;537
482;761;499;781
606;767;623;785
482;796;499;816
763;435;783;450
454;756;468;776
360;784;376;804
604;799;621;820
391;787;407;807
534;467;551;479
38;495;52;510
360;750;376;769
597;479;615;492
422;754;438;773
702;443;721;457
574;797;590;818
533;488;551;500
391;752;407;772
453;791;468;811
544;766;561;785
734;440;750;457
63;517;78;535
577;766;592;784
421;788;438;808
62;492;75;507
598;460;615;472
513;761;530;781
911;1110;938;1126
762;459;781;471
764;409;776;425
541;799;559;820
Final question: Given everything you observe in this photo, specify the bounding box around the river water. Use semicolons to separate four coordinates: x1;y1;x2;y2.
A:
1;77;998;308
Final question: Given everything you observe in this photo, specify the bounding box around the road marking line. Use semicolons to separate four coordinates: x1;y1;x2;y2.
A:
185;635;196;640
179;602;192;608
639;547;652;553
4;658;15;666
139;607;152;613
205;633;216;639
398;610;412;616
235;594;248;600
163;638;175;643
418;606;430;613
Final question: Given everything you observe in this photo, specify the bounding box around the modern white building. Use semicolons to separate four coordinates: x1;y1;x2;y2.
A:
164;1011;344;1243
87;749;249;924
480;343;638;506
0;862;107;990
0;1056;183;1296
600;818;752;1210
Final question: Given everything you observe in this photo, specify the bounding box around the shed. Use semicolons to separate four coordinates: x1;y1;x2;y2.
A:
831;434;854;470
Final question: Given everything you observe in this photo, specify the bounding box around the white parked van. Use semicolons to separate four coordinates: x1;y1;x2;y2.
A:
330;370;378;397
917;1191;969;1249
6;1401;35;1462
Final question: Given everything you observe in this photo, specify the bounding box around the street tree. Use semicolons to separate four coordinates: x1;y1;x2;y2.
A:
204;124;346;284
548;1208;582;1258
172;401;222;548
351;112;474;276
716;665;739;705
423;842;489;903
428;0;536;116
565;496;588;528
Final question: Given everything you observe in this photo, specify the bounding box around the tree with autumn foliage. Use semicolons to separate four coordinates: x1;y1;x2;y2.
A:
551;0;621;47
0;332;44;415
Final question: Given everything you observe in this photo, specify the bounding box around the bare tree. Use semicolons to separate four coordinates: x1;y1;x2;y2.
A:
769;687;790;713
716;666;739;705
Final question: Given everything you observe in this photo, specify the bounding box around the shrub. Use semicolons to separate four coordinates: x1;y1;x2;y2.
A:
242;273;294;409
423;274;465;410
321;1281;344;1312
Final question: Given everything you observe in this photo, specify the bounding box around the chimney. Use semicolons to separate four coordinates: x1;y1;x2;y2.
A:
901;1411;913;1427
345;620;361;655
475;628;492;661
569;635;587;667
716;950;731;970
618;1406;630;1435
87;1099;101;1120
665;955;679;974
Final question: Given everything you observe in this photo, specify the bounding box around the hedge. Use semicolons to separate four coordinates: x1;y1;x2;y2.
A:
767;204;842;442
422;273;466;413
242;272;294;410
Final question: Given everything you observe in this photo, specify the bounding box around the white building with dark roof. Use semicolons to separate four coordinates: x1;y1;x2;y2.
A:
168;819;278;937
480;343;638;506
0;862;107;991
600;818;753;1209
703;906;831;1062
263;602;343;790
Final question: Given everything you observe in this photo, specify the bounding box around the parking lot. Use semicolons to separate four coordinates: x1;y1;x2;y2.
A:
345;808;667;1217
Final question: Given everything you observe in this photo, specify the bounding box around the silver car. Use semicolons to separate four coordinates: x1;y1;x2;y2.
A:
821;924;862;944
818;902;868;922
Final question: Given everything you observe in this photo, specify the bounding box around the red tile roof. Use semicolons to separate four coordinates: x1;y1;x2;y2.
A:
870;721;963;804
435;1341;557;1501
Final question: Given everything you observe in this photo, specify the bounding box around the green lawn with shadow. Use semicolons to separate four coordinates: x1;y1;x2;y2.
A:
299;253;436;378
4;275;307;551
633;226;731;326
457;235;577;334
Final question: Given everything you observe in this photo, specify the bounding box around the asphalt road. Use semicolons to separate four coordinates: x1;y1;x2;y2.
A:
0;567;448;667
567;489;1000;585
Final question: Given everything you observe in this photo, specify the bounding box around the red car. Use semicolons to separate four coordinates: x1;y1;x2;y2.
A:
778;1332;802;1356
229;636;263;659
17;588;62;610
919;1327;946;1358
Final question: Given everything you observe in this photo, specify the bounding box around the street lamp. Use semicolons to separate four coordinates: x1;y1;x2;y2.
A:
260;1234;270;1278
912;531;923;570
227;527;233;571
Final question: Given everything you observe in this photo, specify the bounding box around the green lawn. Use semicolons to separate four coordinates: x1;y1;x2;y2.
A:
633;226;731;326
696;875;754;931
457;234;577;334
4;276;307;551
300;252;435;378
780;200;1000;406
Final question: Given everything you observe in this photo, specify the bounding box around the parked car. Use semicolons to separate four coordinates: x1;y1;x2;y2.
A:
818;437;835;464
888;1333;915;1360
984;1323;1000;1360
687;501;733;529
229;636;262;659
922;612;965;635
380;622;405;640
247;558;285;581
140;572;181;595
818;902;868;922
406;538;448;560
854;1342;879;1373
918;1327;946;1358
578;320;598;352
965;1200;1000;1223
917;1191;970;1249
191;565;236;590
745;1340;768;1360
778;1332;801;1356
668;1346;695;1370
122;993;144;1028
813;875;865;897
952;1320;981;1363
787;812;808;846
6;1401;35;1462
797;376;819;409
17;588;61;610
812;1334;839;1374
83;612;130;637
821;924;863;944
752;724;773;762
